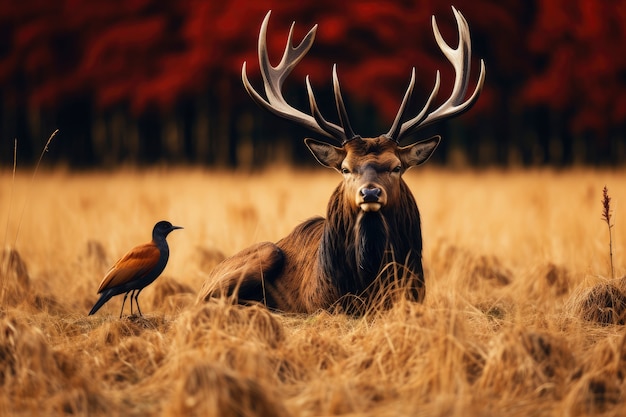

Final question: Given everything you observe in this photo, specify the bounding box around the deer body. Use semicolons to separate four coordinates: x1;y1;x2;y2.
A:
198;134;441;313
198;8;485;313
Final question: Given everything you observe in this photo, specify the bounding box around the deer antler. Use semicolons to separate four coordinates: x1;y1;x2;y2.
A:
242;11;358;145
243;8;485;145
386;6;486;143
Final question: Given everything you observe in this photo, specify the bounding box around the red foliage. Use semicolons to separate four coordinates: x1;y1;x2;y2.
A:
0;0;625;137
523;0;626;133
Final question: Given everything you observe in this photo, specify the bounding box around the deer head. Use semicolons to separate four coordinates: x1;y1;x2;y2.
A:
242;8;485;213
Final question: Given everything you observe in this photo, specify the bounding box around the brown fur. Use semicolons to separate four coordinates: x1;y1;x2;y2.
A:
200;10;485;313
198;135;439;313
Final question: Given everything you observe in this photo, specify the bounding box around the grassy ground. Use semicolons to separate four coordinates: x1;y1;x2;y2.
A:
0;166;625;416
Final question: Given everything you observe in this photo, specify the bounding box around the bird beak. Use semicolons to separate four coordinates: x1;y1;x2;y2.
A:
172;225;184;231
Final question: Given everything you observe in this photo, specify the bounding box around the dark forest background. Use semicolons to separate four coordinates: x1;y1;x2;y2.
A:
1;0;625;169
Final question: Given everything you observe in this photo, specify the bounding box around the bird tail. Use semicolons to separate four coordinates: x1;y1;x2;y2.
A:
88;290;114;315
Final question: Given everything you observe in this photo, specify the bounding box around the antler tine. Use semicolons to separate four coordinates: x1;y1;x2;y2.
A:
385;68;441;141
305;68;356;143
391;6;486;142
332;65;358;143
242;11;350;144
305;76;338;138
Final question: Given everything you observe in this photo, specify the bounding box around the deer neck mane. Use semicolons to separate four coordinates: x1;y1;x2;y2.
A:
319;184;393;295
318;180;424;298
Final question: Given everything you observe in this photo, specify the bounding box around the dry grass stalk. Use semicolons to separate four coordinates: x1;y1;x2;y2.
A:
0;140;18;305
2;139;17;250
13;129;59;247
601;185;615;279
1;130;58;305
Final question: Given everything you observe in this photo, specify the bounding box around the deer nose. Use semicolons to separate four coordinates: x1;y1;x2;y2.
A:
360;187;381;203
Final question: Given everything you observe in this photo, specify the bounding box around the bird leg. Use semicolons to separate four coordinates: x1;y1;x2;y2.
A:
119;290;132;318
133;289;143;317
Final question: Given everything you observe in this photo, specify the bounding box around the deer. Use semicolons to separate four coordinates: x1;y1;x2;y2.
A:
198;7;485;313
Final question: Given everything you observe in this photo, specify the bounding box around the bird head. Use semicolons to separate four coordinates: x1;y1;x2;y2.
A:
153;221;183;238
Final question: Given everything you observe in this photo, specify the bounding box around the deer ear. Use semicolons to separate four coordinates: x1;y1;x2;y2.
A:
399;135;441;169
304;138;346;170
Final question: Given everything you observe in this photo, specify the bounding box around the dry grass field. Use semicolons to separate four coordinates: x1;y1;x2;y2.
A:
1;166;625;416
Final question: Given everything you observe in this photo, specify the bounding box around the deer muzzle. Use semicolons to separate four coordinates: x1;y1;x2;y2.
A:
358;186;385;212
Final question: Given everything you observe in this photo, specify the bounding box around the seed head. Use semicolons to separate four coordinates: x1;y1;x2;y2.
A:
602;185;613;228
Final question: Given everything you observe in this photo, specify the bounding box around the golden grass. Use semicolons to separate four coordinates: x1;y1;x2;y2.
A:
0;166;625;416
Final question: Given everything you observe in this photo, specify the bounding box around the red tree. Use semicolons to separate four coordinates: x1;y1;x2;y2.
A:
523;0;626;134
0;0;624;165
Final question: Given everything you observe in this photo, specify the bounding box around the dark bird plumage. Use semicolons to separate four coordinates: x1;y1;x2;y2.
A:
88;220;183;317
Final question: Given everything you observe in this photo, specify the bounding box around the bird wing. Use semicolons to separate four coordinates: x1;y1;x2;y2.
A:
96;243;160;293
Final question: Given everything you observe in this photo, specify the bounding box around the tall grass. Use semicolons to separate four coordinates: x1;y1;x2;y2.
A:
1;130;58;305
602;185;615;279
0;167;624;416
12;129;58;248
2;139;17;252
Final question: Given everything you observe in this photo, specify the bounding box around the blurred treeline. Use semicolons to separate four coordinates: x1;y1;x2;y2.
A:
1;0;625;168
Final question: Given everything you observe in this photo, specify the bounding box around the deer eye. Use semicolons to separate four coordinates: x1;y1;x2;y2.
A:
341;168;350;174
392;165;402;173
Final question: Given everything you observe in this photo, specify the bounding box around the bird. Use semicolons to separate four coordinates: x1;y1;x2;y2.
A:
88;220;183;318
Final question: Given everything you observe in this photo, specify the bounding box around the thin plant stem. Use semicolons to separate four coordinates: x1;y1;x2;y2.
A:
601;185;615;280
1;139;18;303
13;129;59;248
3;139;17;250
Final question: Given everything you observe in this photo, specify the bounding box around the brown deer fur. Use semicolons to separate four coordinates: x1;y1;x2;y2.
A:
197;135;440;313
197;8;484;313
